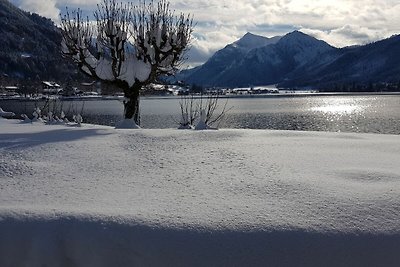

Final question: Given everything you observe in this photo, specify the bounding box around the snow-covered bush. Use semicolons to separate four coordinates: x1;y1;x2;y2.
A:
31;98;85;126
45;112;55;125
196;94;230;130
32;107;42;123
178;94;231;130
60;111;70;123
194;109;209;130
20;114;31;123
0;107;15;118
73;114;83;127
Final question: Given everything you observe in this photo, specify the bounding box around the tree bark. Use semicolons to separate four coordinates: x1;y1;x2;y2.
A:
124;83;141;125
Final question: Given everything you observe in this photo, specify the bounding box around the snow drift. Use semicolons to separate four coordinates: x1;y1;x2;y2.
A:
1;211;399;267
1;118;400;266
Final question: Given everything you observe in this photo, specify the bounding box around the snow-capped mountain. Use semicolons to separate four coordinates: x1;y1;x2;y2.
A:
185;31;333;87
182;33;281;86
280;34;400;88
275;31;335;66
233;32;281;52
214;31;334;87
183;31;400;89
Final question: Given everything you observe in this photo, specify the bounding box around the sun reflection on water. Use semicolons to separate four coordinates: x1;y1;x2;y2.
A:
311;98;365;115
312;104;361;114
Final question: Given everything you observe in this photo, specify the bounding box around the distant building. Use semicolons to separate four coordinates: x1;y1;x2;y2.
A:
42;81;62;94
80;81;99;94
0;86;19;96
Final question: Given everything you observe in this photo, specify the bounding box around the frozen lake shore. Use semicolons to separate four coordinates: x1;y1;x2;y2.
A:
1;118;400;266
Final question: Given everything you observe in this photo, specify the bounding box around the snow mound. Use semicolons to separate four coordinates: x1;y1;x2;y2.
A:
0;107;15;118
115;119;141;129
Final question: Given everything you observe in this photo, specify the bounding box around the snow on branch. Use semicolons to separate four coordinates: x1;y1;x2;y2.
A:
94;0;133;79
60;8;98;77
132;0;193;78
61;0;193;89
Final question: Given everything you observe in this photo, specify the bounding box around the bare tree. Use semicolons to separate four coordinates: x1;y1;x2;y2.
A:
60;0;193;126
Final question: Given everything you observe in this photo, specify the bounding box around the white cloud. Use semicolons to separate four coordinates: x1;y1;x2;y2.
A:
17;0;60;22
170;0;400;63
9;0;400;64
186;29;239;67
57;0;99;5
301;25;392;48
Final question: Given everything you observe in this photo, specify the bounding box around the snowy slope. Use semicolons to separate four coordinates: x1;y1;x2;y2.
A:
213;31;334;87
185;31;334;87
1;118;400;266
233;32;281;52
281;34;400;88
275;31;335;65
185;33;281;86
184;31;400;88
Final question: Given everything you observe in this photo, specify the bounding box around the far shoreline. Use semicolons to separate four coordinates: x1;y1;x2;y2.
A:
142;91;400;100
1;91;400;102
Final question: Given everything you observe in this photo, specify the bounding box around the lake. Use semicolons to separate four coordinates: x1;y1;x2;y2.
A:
1;94;400;135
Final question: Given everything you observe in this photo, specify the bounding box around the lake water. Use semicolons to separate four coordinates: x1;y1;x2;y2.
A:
2;94;400;135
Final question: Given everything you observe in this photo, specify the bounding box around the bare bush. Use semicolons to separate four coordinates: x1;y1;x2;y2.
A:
198;94;230;128
178;94;231;130
178;94;198;129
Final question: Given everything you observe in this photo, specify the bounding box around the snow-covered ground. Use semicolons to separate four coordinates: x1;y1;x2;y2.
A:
1;117;400;266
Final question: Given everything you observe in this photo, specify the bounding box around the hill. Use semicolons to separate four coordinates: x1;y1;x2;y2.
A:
0;0;83;82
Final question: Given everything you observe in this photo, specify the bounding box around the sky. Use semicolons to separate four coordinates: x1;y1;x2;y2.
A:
9;0;400;67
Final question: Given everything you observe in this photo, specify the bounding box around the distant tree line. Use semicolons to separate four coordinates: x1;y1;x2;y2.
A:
319;81;400;92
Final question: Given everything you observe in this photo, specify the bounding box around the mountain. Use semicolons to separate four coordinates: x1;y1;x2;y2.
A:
216;31;334;87
185;31;334;87
183;31;400;89
280;35;400;88
184;32;281;86
0;0;83;82
233;32;281;51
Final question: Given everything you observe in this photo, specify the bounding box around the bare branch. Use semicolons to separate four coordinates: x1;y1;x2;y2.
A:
202;94;231;127
178;94;199;128
60;8;98;78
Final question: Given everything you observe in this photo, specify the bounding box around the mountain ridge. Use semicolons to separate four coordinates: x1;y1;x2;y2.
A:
183;31;400;89
185;30;335;87
280;34;400;88
233;32;281;51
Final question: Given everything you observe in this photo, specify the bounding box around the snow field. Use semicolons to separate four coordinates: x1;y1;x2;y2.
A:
1;118;400;266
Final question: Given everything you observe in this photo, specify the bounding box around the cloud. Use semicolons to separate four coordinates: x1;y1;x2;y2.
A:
16;0;60;22
300;26;378;48
171;0;400;63
9;0;400;65
186;28;239;67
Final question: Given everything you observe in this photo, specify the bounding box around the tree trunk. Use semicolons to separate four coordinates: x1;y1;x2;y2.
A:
124;83;141;125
